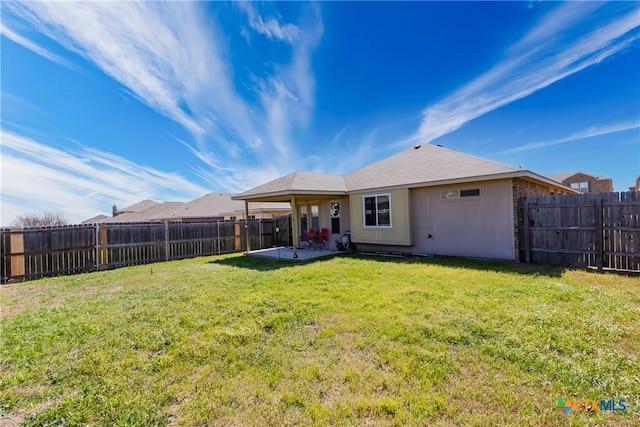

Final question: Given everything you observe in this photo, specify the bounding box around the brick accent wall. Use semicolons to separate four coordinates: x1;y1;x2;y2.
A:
512;178;556;262
561;173;613;193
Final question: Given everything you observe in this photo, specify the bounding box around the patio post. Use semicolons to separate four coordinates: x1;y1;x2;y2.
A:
291;196;298;258
245;200;250;253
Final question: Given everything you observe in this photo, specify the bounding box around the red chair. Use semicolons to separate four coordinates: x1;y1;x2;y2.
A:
318;228;329;249
306;228;317;248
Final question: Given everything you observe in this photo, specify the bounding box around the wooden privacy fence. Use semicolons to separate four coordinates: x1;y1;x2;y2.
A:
1;216;293;283
519;191;640;272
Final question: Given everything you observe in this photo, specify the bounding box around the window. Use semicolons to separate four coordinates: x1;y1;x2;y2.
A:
330;201;340;234
363;194;391;227
460;188;480;198
570;182;589;193
299;206;308;239
441;188;481;199
311;205;319;230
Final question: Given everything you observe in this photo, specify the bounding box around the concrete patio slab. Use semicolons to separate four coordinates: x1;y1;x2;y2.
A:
248;246;338;261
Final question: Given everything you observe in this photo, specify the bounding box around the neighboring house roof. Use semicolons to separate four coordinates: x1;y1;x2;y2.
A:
235;171;349;199
104;202;184;223
116;199;160;214
219;202;291;217
546;171;612;183
234;144;573;200
81;214;108;224
156;193;244;221
344;144;520;191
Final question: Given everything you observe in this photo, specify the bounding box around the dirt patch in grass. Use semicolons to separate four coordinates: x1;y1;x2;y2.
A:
616;337;638;358
0;282;123;319
0;395;63;427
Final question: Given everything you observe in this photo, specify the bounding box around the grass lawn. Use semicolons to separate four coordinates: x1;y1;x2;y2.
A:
1;253;639;426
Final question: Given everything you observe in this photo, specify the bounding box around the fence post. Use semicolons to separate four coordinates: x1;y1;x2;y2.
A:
164;221;169;261
595;197;603;271
99;224;108;268
95;224;100;271
259;219;263;250
216;221;221;255
9;229;25;280
234;221;241;251
522;199;531;263
1;230;9;283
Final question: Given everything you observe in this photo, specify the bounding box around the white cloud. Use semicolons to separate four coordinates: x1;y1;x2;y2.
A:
0;22;76;70
410;2;640;145
251;3;324;166
3;1;255;152
3;2;324;194
0;130;210;225
500;121;640;154
236;2;300;43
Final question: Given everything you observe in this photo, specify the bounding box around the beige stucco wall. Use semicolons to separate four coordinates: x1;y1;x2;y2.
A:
318;197;350;243
410;179;515;259
295;197;350;247
349;188;412;246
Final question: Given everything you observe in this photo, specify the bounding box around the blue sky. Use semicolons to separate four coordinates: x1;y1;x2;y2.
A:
1;1;639;224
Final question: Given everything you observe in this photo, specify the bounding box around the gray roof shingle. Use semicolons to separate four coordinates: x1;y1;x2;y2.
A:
117;199;160;214
234;144;572;200
157;193;242;220
104;202;184;223
344;144;519;191
546;171;611;183
235;171;348;199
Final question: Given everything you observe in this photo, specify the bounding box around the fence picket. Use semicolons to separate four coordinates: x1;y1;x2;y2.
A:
0;216;291;283
521;191;639;272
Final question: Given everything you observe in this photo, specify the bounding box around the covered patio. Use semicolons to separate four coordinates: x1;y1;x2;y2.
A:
232;171;350;259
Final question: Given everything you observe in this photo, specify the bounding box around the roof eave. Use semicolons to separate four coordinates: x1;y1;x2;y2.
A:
232;189;348;201
347;171;578;193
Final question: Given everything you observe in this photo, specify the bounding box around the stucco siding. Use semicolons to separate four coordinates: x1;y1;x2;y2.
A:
408;180;515;259
349;188;412;246
318;197;350;244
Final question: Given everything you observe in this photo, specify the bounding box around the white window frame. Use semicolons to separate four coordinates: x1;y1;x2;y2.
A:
362;193;392;228
441;187;482;201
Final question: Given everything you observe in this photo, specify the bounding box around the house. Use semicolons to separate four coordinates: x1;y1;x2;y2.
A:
112;199;160;217
154;193;290;222
80;214;109;224
80;200;163;224
218;202;292;221
546;172;613;193
102;202;185;223
82;195;291;225
233;144;575;260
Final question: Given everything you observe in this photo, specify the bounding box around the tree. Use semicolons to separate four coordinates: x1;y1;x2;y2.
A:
12;210;70;228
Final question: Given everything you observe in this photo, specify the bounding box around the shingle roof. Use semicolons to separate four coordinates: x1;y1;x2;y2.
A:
104;202;184;223
117;199;160;214
235;171;348;199
219;202;291;215
546;171;611;183
81;214;108;224
156;193;244;220
234;144;572;200
344;144;520;191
